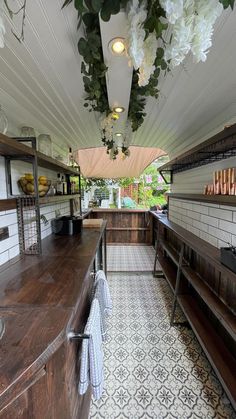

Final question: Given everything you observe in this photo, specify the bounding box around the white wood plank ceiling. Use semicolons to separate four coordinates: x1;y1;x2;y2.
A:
0;1;235;159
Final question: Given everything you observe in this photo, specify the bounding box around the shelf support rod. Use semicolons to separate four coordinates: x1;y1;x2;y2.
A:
170;242;185;326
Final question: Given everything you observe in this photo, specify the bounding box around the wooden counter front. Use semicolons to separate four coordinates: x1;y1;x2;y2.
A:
0;222;106;419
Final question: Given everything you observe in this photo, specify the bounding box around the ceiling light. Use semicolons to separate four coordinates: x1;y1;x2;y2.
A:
110;38;125;55
113;106;125;113
115;133;123;137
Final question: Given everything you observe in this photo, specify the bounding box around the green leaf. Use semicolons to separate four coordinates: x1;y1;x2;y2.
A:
144;16;155;33
74;0;86;14
219;0;235;8
156;47;164;59
82;13;95;28
91;0;103;12
78;37;87;55
62;0;72;8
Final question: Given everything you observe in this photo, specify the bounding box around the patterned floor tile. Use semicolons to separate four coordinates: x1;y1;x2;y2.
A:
89;272;236;419
107;245;160;272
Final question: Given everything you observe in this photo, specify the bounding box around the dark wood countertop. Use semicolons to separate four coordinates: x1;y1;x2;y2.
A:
150;211;236;282
0;224;106;308
0;222;106;407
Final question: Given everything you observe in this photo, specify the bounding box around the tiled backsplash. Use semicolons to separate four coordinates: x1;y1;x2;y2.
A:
0;201;70;267
169;197;236;248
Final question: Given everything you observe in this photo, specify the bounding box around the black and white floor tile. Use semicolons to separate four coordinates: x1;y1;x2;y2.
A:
90;272;236;419
107;245;161;272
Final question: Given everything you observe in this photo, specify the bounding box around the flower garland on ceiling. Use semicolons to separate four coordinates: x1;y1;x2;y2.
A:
64;0;234;160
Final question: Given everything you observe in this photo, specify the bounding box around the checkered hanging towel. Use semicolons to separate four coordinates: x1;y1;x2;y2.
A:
78;298;104;400
94;270;112;340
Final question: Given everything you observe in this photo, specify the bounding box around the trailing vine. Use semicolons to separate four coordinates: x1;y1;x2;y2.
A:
62;0;235;151
3;0;27;43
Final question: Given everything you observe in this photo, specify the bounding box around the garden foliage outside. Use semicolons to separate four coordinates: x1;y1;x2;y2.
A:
81;159;169;209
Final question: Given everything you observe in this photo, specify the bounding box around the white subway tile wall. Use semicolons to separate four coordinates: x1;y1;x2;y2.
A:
0;201;70;266
169;198;236;249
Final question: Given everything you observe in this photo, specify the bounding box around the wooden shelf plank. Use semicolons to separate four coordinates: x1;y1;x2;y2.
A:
157;217;236;282
158;254;176;292
161;240;179;266
0;198;17;211
178;295;236;409
182;266;236;339
0;134;79;175
0;134;36;157
37;151;79;175
39;194;80;205
168;193;236;207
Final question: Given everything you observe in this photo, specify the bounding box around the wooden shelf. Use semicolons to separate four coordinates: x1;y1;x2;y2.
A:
39;194;80;205
168;193;236;207
158;253;176;292
159;124;236;175
178;295;236;409
0;133;35;157
161;240;179;266
0;198;17;211
0;133;79;175
158;217;236;281
37;151;79;175
182;266;236;339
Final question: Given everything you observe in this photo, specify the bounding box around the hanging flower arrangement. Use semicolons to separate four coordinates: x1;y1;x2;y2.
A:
63;0;234;155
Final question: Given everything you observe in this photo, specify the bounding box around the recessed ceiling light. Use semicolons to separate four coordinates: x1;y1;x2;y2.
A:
115;133;123;137
113;106;125;113
109;38;125;55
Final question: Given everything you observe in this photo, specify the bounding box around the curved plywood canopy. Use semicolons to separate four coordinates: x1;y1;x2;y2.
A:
76;147;166;178
0;2;235;162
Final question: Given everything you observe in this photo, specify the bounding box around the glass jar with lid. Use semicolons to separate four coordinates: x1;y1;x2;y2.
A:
38;134;52;157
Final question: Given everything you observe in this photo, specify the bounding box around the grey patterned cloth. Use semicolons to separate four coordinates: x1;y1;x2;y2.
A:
78;298;104;400
94;270;112;340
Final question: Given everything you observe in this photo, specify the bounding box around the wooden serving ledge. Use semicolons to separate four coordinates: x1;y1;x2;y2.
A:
168;193;236;206
150;213;236;409
0;222;106;418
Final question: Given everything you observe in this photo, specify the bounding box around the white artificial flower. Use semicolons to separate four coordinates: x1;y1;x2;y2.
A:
164;0;195;67
127;0;147;70
191;0;223;63
138;33;158;86
160;0;184;24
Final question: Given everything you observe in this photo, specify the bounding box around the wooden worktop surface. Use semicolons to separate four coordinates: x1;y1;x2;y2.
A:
0;223;106;406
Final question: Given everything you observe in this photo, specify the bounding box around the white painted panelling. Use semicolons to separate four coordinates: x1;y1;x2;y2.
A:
169;198;236;249
171;156;236;194
0;3;235;159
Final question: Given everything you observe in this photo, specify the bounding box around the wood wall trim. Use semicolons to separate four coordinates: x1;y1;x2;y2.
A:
0;199;17;211
168;193;236;207
91;208;148;213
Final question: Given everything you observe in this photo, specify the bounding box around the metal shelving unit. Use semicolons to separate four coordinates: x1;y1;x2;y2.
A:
0;133;82;255
159;124;236;183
